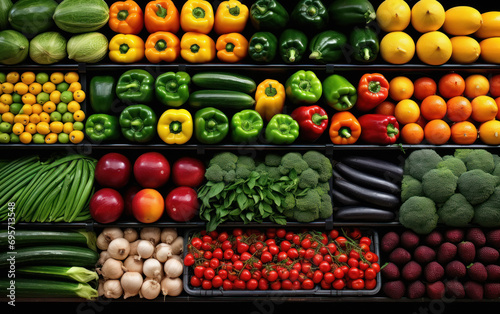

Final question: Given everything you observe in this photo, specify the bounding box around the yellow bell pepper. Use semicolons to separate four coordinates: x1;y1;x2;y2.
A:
254;79;285;121
214;0;249;35
157;108;193;144
180;32;216;63
180;0;214;34
109;34;145;63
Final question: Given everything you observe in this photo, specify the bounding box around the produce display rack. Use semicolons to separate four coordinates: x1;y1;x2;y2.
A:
1;0;500;310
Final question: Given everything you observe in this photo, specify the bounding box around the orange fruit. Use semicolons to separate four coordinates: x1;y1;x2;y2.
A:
420;95;447;120
389;76;414;101
438;73;465;98
478;119;500;145
464;74;490;98
424;119;451;145
446;96;472;122
401;122;425;144
395;99;421;124
374;101;396;116
413;77;437;100
495;97;500;120
450;121;478;144
489;74;500;98
470;95;498;122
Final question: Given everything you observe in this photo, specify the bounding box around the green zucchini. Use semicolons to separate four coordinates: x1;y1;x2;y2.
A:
0;245;99;268
0;229;97;251
188;90;256;109
17;266;99;283
192;72;257;94
0;278;98;299
0;0;12;30
8;0;58;37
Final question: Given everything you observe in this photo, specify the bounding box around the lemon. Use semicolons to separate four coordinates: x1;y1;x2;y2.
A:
411;0;445;33
443;6;483;36
376;0;411;32
416;31;452;65
450;36;481;64
380;31;415;64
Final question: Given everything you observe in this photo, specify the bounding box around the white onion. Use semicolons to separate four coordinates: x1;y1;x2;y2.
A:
103;279;123;299
102;227;124;242
97;250;110;266
129;240;140;256
143;258;163;280
170;236;184;255
164;258;183;278
154;243;173;263
161;277;183;297
140;227;161;245
161;228;178;244
99;258;124;280
96;233;110;251
123;255;143;273
107;238;130;260
123;228;138;242
140;278;161;300
120;272;143;299
136;240;155;259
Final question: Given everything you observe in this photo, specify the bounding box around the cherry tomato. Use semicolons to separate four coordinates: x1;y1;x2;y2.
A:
301;238;312;249
217;231;229;243
231;254;240;263
320;233;329;245
333;268;345;279
292;262;302;272
365;268;377;280
233;260;244;271
335;236;347;248
267;270;278;282
260;251;273;263
222;279;233;290
270;281;281;290
287;248;299;259
301;278;315;290
246;278;258;290
327;243;337;254
337;253;348;263
252;270;262;280
292;235;301;246
268;244;280;255
321;279;331;289
292;280;301;290
212;275;223;288
258;278;269;290
348;228;362;239
319;261;331;273
365;278;377;290
289;269;300;281
201;241;212;251
233;228;243;237
253;260;263;270
228;272;238;282
237;242;249;254
218;269;228;279
201;279;212;290
281;279;293;290
311;241;319;249
348;257;359;268
240;269;252;281
221;240;232;251
203;250;212;260
204;267;215;280
202;260;210;268
223;248;234;260
301;262;312;274
266;228;276;239
324;272;335;284
190;237;202;249
190;276;202;287
194;266;205;278
285;231;294;241
347;267;360;280
234;279;246;290
341;265;349;275
202;235;212;243
265;239;276;246
213;248;223;260
359;260;369;271
304;248;315;259
364;251;378;262
277;251;288;261
351;278;365;290
349;249;360;260
209;258;220;269
278;268;290;280
312;270;323;284
240;252;252;261
312;254;324;266
280;240;291;252
332;278;346;290
371;262;381;273
329;229;339;240
183;253;195;266
276;228;286;238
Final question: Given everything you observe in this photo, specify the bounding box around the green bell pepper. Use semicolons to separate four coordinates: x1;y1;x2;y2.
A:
89;75;116;114
85;114;120;142
248;32;278;63
194;107;229;144
116;69;155;105
155;71;191;107
291;0;329;30
350;26;380;63
309;30;347;63
119;104;157;143
250;0;289;31
279;29;308;64
285;70;322;105
322;74;357;111
231;109;264;143
265;114;300;144
328;0;377;26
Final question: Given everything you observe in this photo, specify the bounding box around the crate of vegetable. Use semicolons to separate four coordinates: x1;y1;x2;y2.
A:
182;227;381;296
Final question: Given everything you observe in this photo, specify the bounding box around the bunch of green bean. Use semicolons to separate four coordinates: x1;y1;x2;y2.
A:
0;154;97;223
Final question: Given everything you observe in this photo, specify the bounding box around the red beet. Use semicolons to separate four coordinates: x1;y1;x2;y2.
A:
445;280;465;299
383;280;406;299
400;230;420;250
457;241;476;265
426;281;445;299
407;280;426;299
466;228;486;247
402;261;422;281
381;231;400;253
436;242;457;264
413;245;436;264
464;280;484;300
424;261;445;283
389;247;412;265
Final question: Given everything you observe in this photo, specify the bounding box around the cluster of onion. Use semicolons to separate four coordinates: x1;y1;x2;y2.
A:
95;227;184;300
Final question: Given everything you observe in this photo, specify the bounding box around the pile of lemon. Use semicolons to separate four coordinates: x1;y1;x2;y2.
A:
0;71;86;144
377;0;500;65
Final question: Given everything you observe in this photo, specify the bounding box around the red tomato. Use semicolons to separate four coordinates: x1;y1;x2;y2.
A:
348;257;359;268
190;276;201;287
190;237;202;249
204;268;215;280
324;272;335;284
329;229;339;240
365;279;377;290
335;236;347;248
334;268;345;279
212;248;223;260
332;278;346;290
289;269;300;281
217;231;229;242
218;269;228;280
287;248;299;259
365;268;377;280
237;242;249;254
194;266;205;278
240;252;252;261
337;253;348;263
258;278;269;290
233;260;244;271
302;278;315;290
222;279;233;290
212;275;223;288
233;279;246;290
252;270;262;280
312;254;324;266
348;267;360;280
239;269;252;281
270;281;281;290
301;238;312;249
313;270;324;284
183;253;195;266
260;251;273;263
292;280;301;290
246;278;258;290
223;248;234;260
281;279;293;290
209;258;220;269
131;188;164;223
351;278;365;290
280;240;291;252
276;228;286;238
221;240;232;251
277;251;288;261
267;270;278;282
268;244;280;256
319;261;331;273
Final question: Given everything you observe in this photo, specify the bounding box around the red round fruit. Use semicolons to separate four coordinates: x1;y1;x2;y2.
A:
165;186;199;222
89;188;124;224
133;152;170;188
123;185;141;217
171;157;206;187
95;153;131;189
131;188;164;223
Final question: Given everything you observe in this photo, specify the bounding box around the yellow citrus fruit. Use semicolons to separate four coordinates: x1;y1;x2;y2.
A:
395;99;421;124
380;31;415;65
474;12;500;39
416;31;452;66
450;36;481;64
389;76;414;101
411;0;445;33
480;37;500;64
376;0;411;32
443;6;483;36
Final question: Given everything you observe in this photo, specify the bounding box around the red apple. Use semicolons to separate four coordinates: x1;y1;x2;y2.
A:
171;157;206;187
95;153;131;188
124;185;141;217
133;152;170;188
89;188;124;224
165;186;199;222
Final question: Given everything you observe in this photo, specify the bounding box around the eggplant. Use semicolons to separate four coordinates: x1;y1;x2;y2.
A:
334;162;401;195
332;188;363;207
340;155;403;182
334;206;396;221
333;177;401;209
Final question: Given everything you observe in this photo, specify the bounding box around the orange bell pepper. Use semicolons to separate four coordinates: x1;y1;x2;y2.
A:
329;111;361;145
180;32;216;63
144;0;180;33
109;0;144;34
254;79;285;121
180;0;214;34
214;0;249;35
145;31;180;63
215;33;248;63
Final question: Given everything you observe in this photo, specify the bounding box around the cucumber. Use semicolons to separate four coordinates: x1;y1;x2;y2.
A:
334;162;401;195
0;0;12;30
0;229;97;251
332;177;401;210
0;278;98;299
188;90;256;109
0;245;99;268
192;72;257;94
334;206;396;221
8;0;58;37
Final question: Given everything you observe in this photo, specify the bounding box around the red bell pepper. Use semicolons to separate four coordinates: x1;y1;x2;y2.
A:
290;105;329;142
356;73;389;112
358;114;400;145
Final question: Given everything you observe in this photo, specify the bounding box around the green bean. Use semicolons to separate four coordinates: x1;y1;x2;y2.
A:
0;155;38;178
0;163;42;206
49;172;75;222
16;168;53;222
37;184;63;223
63;159;84;221
69;160;95;222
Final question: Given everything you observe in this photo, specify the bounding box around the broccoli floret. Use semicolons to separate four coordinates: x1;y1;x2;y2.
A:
283;208;295;219
399;196;439;234
437;193;474;227
401;175;423;203
267;166;282;181
319;193;333;219
298;168;320;189
283;194;296;210
493;163;500;177
295;189;321;213
422;168;458;204
255;162;268;174
473;187;500;227
458;169;499;205
235;166;252;179
455;149;495;173
404;149;443;180
264;154;282;167
237;155;256;171
437;156;467;178
302;150;333;182
205;164;225;182
293;209;318;223
315;182;331;196
224;169;236;183
209;152;238;172
279;152;309;175
493;154;500;166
